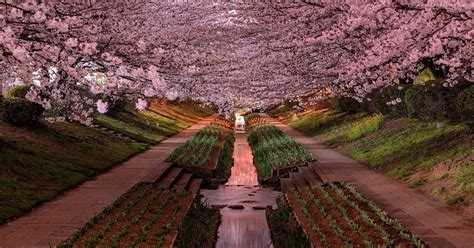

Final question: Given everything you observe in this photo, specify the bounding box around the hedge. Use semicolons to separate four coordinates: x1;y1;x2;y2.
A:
455;85;474;123
404;80;470;121
5;85;30;99
2;98;44;126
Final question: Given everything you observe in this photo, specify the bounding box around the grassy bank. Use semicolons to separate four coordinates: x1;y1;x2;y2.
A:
94;100;213;144
278;108;473;209
0;100;213;224
0;122;146;224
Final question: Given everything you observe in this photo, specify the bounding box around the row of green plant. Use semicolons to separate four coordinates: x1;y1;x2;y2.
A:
248;124;314;178
59;183;190;247
175;200;221;248
340;183;423;246
286;182;424;247
215;132;235;181
166;126;222;168
267;198;311;248
334;80;473;123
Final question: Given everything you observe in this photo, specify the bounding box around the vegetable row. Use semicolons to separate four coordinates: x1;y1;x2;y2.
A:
248;124;314;178
286;182;424;247
59;183;193;248
166;126;222;168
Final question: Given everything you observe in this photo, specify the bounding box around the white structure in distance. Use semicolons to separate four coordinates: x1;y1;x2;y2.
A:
234;113;246;133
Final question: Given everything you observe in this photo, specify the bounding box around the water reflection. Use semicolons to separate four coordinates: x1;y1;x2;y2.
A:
217;209;272;248
201;134;280;247
201;186;281;248
226;134;258;186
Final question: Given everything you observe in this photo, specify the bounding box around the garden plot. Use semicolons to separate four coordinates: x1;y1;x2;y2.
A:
283;181;424;247
248;124;314;181
59;180;201;247
166;120;234;181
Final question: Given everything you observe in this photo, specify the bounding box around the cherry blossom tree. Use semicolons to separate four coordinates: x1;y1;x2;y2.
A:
1;0;472;122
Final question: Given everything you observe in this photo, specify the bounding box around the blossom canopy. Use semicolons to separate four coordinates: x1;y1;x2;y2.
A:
1;0;472;121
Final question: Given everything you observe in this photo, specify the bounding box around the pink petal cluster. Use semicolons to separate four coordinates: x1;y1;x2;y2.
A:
96;100;109;114
0;1;471;120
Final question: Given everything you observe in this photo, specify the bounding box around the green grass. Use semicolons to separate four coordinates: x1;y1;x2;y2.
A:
0;99;214;224
275;106;473;208
95;114;166;144
244;113;260;122
456;162;474;194
0;122;146;224
95;100;213;145
287;111;367;138
346;114;385;141
113;109;187;137
267;104;294;117
343;120;469;173
147;99;214;126
287;110;341;135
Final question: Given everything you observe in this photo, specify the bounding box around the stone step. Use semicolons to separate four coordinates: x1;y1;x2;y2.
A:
188;178;203;195
299;166;321;189
158;167;183;189
310;162;340;183
289;172;309;190
143;162;172;183
280;178;294;193
174;173;193;191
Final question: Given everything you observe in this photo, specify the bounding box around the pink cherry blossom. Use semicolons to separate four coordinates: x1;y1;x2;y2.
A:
96;100;109;114
0;1;471;120
135;99;148;111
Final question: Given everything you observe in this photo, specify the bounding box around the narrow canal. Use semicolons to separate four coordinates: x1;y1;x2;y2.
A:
201;133;281;248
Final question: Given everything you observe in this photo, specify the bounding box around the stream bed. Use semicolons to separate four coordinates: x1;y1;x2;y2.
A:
200;134;281;248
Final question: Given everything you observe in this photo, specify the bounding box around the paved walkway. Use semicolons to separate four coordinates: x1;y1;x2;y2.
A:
0;115;217;247
262;114;474;248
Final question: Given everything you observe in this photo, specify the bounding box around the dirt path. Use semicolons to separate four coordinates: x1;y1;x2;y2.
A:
0;115;218;247
261;114;474;248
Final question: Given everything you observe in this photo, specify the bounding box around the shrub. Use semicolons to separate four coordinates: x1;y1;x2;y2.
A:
365;85;408;116
5;85;30;99
331;97;361;113
404;85;424;119
347;114;385;141
404;80;471;121
404;81;449;121
108;99;127;115
455;85;474;123
2;98;44;126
